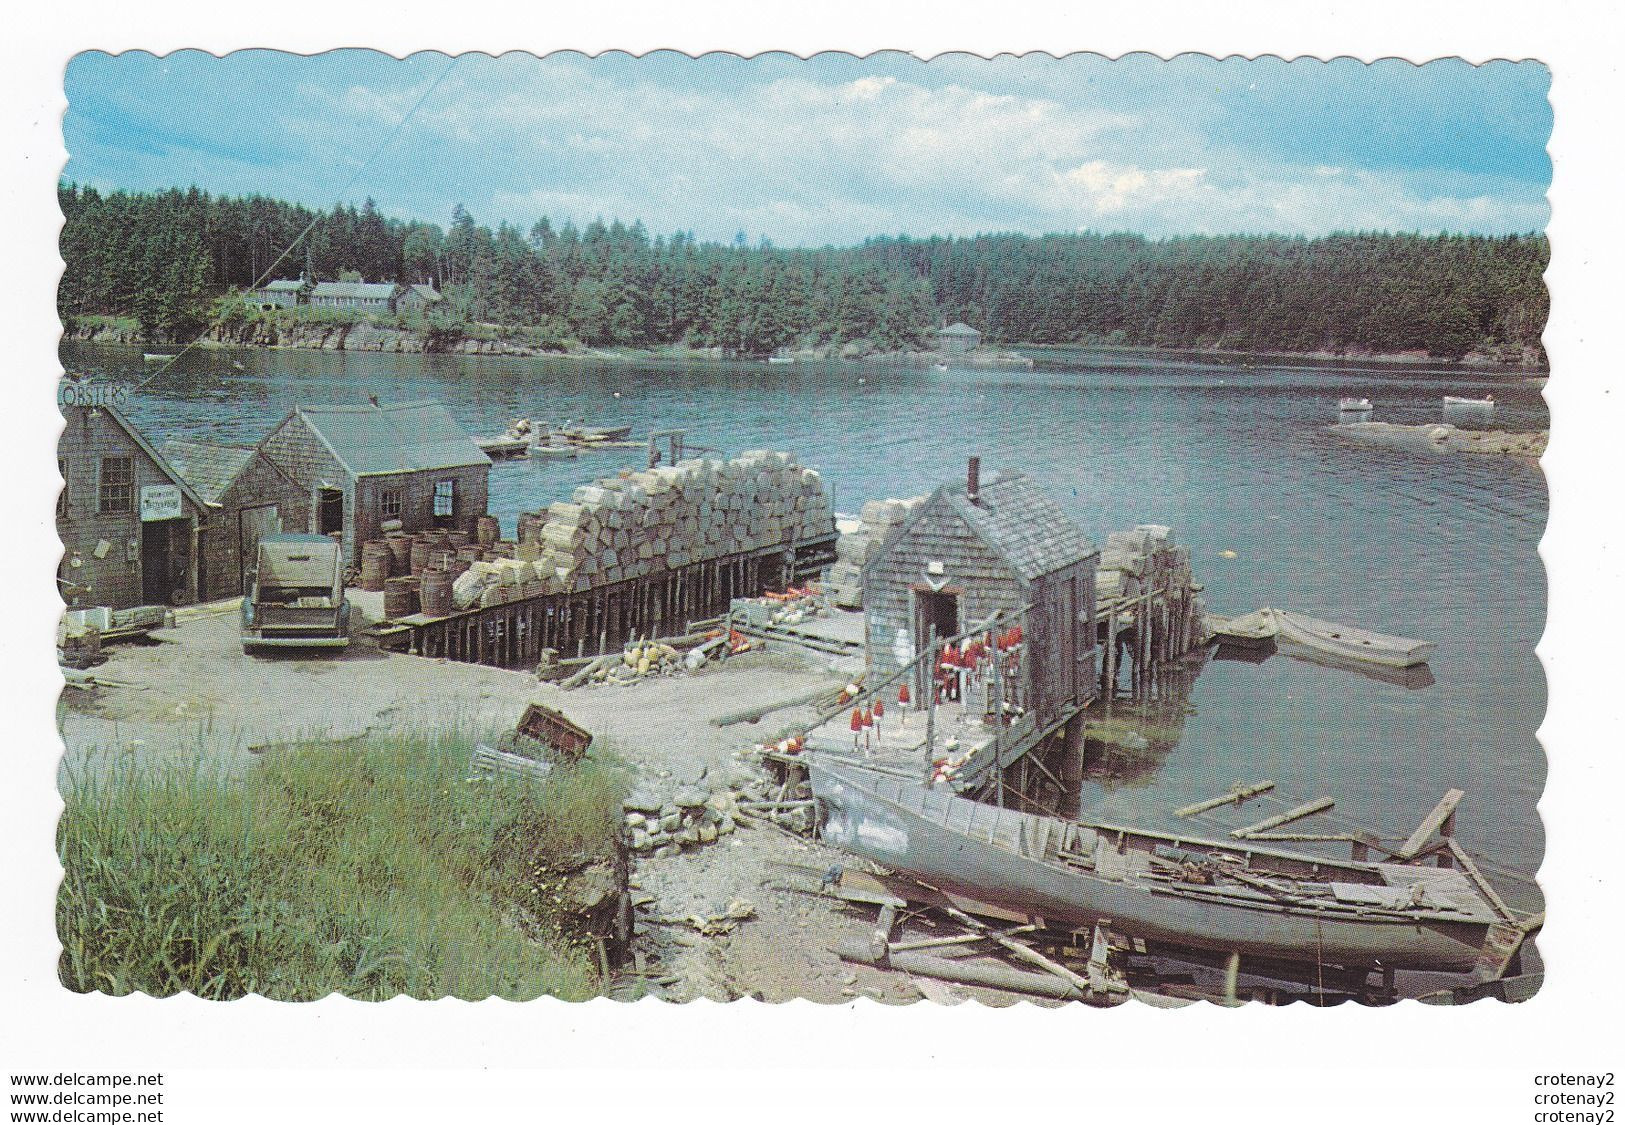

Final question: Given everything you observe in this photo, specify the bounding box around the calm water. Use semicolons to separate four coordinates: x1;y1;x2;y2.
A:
61;342;1548;898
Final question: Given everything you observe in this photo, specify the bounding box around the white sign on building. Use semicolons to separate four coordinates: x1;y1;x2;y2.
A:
139;484;183;522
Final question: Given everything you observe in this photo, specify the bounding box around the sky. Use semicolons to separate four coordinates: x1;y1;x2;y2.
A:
62;50;1551;245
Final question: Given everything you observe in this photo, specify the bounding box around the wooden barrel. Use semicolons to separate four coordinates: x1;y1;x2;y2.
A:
445;529;471;549
419;569;455;618
409;537;433;576
427;548;456;572
493;539;517;559
475;514;501;547
383;576;420;619
385;533;412;573
359;541;393;591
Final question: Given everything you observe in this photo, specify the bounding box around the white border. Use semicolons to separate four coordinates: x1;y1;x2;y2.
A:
4;3;1621;1119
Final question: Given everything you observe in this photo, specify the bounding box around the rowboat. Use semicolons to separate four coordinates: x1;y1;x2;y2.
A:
142;353;170;362
1338;397;1373;413
1443;394;1494;409
932;362;949;372
810;760;1528;975
1206;608;1278;649
557;423;633;443
1269;608;1434;668
767;356;796;365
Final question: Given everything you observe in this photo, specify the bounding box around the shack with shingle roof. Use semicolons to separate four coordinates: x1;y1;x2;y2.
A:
258;400;492;566
860;458;1100;730
933;321;983;355
164;439;310;600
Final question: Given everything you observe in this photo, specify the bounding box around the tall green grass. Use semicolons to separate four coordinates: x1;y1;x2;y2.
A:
57;734;626;1001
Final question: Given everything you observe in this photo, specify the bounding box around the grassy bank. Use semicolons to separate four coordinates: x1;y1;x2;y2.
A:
57;734;625;1001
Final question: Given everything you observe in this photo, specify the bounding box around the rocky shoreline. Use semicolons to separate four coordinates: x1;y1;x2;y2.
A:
1332;421;1549;460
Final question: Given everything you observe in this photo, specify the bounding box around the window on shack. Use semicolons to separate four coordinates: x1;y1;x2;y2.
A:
433;479;455;519
99;456;132;515
380;489;403;520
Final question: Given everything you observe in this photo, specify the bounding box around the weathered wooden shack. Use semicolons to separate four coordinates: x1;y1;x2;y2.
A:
57;403;208;608
258;400;492;566
861;459;1100;731
164;440;310;600
934;321;983;355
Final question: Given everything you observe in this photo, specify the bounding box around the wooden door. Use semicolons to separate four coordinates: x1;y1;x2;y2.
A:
238;503;281;594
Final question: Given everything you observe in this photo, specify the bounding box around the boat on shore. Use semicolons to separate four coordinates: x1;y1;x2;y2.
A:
810;760;1528;975
1443;394;1494;409
1269;608;1434;669
1338;397;1373;413
1205;608;1278;649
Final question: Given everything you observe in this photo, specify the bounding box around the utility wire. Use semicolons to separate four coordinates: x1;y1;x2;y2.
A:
126;54;461;391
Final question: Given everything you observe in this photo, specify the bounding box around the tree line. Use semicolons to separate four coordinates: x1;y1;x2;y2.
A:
58;182;1548;360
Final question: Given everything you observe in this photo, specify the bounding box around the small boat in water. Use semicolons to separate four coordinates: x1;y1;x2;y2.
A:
1270;608;1435;669
810;760;1528;975
1206;609;1278;649
142;353;171;362
1338;397;1373;413
1443;394;1494;409
767;355;796;365
557;423;633;444
932;362;949;372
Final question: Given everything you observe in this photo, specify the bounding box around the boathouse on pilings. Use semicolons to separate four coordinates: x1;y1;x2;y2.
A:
258;401;491;567
57;403;208;609
163;439;310;600
861;458;1101;734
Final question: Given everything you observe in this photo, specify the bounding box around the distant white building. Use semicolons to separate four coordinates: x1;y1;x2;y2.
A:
245;277;442;315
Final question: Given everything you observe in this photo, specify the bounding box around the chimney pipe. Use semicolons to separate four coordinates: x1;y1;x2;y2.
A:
967;456;981;504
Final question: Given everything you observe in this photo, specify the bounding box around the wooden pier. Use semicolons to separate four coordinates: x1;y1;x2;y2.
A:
373;533;837;667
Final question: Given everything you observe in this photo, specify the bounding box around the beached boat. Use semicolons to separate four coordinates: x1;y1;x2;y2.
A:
1205;608;1278;649
1269;608;1434;668
810;760;1525;974
1443;394;1494;409
1338;397;1373;412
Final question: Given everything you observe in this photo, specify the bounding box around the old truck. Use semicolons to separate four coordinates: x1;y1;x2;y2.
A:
241;534;351;652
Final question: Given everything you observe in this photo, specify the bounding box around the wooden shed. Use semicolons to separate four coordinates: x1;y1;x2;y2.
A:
861;459;1100;732
57;403;207;609
258;400;492;566
934;321;983;355
164;440;310;601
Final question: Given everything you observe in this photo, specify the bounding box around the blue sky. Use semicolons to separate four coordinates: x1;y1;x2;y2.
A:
64;50;1551;245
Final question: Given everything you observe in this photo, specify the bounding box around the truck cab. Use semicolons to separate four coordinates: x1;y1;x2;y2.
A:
241;534;351;652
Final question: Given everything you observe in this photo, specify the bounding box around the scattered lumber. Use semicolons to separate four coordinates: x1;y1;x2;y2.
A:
1173;781;1276;818
1397;789;1465;859
1230;797;1335;838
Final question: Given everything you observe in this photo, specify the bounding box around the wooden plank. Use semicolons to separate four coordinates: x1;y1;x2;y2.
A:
1173;782;1276;818
1397;789;1465;859
1230;797;1334;839
1445;838;1516;922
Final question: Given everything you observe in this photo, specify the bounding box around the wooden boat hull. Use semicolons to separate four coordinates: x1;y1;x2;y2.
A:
1271;609;1434;668
1443;396;1494;409
810;761;1498;973
1206;610;1278;649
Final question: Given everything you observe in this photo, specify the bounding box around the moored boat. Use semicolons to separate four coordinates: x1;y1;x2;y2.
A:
1269;608;1434;668
810;760;1525;974
1338;397;1373;413
1205;608;1279;649
1443;394;1494;409
558;423;633;443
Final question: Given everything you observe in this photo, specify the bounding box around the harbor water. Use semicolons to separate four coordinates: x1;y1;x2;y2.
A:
60;342;1548;900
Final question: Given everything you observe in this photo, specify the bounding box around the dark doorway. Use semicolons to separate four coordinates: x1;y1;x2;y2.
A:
141;519;179;605
913;586;961;696
316;488;344;536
